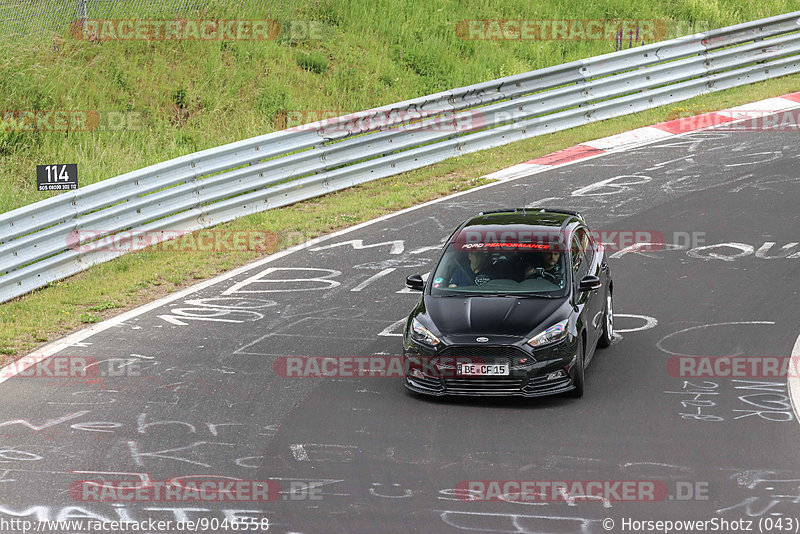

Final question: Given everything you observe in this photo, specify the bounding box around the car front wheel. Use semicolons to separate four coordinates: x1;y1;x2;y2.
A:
598;289;613;348
569;340;585;398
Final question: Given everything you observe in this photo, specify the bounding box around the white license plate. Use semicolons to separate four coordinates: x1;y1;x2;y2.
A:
456;364;509;376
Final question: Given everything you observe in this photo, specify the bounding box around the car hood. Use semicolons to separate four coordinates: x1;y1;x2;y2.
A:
423;294;568;339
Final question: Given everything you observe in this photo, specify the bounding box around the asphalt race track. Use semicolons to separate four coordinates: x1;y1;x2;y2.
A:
1;115;799;534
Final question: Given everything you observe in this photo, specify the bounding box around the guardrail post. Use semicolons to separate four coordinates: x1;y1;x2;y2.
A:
76;0;88;25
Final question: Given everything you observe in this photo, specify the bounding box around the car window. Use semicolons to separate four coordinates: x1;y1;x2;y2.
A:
575;227;594;266
571;235;583;272
429;243;568;297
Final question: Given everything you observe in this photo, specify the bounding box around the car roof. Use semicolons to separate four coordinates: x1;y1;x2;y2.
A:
449;208;585;249
466;208;583;230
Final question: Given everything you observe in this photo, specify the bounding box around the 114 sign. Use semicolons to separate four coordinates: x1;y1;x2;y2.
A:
37;163;78;191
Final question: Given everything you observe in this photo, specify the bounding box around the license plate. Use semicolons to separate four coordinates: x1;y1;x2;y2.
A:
456;364;509;376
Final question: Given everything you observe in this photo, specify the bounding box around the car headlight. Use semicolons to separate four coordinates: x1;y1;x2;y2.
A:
411;317;440;346
526;319;568;348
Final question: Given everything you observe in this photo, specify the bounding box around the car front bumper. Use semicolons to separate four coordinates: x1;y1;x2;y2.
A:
403;337;579;397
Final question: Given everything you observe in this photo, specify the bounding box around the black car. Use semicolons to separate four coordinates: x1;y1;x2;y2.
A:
402;208;613;398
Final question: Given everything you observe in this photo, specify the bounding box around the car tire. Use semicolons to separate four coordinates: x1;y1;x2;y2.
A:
597;289;613;348
569;340;585;398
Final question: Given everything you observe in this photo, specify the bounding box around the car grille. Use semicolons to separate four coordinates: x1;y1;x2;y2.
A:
438;345;529;362
444;377;527;394
435;345;529;393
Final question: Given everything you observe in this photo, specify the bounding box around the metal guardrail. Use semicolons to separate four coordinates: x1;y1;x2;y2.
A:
2;11;800;303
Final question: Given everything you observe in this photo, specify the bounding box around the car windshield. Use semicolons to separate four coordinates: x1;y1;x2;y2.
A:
429;242;569;297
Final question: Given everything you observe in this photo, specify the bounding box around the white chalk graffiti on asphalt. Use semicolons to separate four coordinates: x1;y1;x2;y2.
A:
610;241;800;261
718;469;800;517
378;319;405;337
223;268;341;295
351;268;396;292
665;380;794;423
571;175;652;197
310;239;405;255
436;510;600;534
369;483;413;498
289;443;358;463
158;297;276;326
657;322;775;357
614;314;658;333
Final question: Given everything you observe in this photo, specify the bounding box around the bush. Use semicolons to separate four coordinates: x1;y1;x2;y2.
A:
296;51;328;74
172;86;188;109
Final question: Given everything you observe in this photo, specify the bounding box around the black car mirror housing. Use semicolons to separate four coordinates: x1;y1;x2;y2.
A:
578;275;601;292
406;274;424;291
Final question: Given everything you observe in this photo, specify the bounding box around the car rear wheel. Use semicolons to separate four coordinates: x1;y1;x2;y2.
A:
598;289;613;348
569;340;585;398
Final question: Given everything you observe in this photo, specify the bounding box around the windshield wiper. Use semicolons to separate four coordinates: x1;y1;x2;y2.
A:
479;293;558;299
434;291;559;299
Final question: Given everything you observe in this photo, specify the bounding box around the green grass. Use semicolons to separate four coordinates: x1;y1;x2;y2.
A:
87;301;120;312
78;312;102;324
0;0;798;359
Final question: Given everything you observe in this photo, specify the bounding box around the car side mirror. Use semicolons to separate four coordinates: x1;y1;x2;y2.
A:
579;275;601;292
406;274;424;291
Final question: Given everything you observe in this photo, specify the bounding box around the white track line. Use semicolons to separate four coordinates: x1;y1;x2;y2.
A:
351;268;396;292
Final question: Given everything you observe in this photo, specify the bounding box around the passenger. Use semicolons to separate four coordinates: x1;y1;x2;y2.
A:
520;249;564;284
448;249;496;287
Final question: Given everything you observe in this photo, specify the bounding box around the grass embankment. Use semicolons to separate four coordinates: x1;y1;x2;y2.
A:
0;0;798;358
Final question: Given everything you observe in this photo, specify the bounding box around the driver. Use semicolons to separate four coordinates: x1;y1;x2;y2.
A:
521;249;563;284
448;249;496;287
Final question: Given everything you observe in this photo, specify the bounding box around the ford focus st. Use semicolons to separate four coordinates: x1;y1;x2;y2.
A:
402;208;613;398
